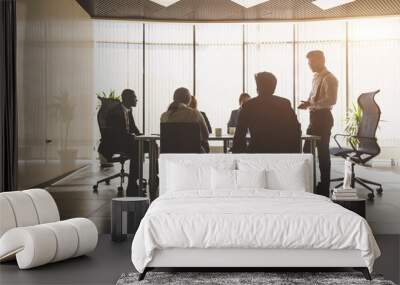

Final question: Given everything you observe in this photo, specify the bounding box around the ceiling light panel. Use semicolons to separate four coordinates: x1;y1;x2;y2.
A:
230;0;270;8
149;0;181;7
312;0;356;10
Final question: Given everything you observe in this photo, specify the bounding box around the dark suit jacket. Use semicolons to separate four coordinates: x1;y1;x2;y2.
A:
227;108;240;129
99;103;141;159
200;111;212;134
232;95;301;153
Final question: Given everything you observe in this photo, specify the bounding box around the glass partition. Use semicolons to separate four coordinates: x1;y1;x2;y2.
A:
93;17;400;155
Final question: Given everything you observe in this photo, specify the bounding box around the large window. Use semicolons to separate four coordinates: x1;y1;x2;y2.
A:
93;18;400;156
196;24;243;132
145;23;193;134
245;23;294;104
296;21;347;137
348;18;400;147
94;20;143;131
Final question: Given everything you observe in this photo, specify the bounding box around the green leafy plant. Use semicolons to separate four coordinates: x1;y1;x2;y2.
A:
97;90;120;100
96;90;120;109
344;103;362;147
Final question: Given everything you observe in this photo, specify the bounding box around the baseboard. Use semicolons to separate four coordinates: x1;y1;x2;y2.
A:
32;164;89;189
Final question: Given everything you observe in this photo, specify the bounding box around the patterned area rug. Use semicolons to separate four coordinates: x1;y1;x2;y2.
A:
116;272;396;285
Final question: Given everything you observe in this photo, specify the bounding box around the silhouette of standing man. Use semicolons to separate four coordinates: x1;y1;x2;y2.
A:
298;50;338;197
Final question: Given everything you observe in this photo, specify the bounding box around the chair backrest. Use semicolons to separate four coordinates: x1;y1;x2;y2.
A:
0;189;60;237
357;90;381;155
160;122;201;153
97;96;121;139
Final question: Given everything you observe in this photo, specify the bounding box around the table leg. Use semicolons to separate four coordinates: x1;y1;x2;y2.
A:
223;139;228;153
153;142;159;200
138;139;144;197
311;139;317;192
148;141;156;201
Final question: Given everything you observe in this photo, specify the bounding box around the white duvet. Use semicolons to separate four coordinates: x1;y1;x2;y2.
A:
131;190;380;273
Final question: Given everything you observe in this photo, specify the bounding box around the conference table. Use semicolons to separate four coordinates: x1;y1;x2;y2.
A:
135;134;320;200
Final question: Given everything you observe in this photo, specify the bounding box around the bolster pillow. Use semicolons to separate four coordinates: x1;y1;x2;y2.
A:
0;189;60;237
0;218;98;269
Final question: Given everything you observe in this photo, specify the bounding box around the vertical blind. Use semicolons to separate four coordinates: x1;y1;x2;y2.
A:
296;21;347;137
94;20;143;133
196;24;243;133
93;17;400;148
245;23;294;105
145;23;193;134
348;18;400;146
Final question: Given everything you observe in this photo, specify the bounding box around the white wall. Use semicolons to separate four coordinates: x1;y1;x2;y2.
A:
17;0;94;189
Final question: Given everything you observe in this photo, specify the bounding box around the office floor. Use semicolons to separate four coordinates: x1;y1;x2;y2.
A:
0;235;134;285
45;160;400;236
1;160;399;285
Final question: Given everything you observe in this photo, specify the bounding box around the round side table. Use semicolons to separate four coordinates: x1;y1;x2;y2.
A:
111;197;149;242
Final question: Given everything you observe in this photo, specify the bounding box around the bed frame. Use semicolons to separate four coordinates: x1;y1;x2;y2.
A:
138;154;372;281
138;248;371;280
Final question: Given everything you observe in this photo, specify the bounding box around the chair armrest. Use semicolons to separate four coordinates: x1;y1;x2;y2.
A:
333;134;354;150
333;134;351;139
354;136;377;141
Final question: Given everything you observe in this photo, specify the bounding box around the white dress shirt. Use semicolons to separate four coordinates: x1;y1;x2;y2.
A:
121;104;131;133
308;68;338;110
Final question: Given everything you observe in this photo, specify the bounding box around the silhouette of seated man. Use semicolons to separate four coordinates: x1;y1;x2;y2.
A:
232;72;301;153
105;89;149;196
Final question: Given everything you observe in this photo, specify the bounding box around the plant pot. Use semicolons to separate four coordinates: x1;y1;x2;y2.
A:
58;149;78;171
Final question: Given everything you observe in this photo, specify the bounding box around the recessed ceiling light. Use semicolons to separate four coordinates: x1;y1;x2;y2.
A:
230;0;270;8
148;0;181;7
312;0;356;10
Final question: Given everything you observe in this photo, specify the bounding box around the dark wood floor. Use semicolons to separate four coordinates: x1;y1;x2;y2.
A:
47;162;400;236
0;235;134;285
1;161;399;284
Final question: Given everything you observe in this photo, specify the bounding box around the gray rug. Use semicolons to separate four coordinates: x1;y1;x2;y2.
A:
116;272;396;285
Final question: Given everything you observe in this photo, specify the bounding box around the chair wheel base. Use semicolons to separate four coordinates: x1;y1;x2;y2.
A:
377;187;383;195
105;180;110;185
93;185;98;193
368;193;375;201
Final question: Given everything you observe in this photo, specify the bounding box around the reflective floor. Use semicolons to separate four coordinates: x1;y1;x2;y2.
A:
1;160;399;284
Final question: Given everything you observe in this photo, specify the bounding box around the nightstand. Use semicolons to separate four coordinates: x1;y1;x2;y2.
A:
332;198;366;218
111;197;149;242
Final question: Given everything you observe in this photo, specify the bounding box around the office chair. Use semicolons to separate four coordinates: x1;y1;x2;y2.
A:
93;97;130;194
160;122;202;153
330;90;383;201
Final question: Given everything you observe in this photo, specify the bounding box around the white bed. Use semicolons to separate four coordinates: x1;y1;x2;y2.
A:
131;154;380;280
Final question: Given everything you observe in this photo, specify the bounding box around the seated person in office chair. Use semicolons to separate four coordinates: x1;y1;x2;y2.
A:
232;72;301;153
188;95;212;134
105;89;152;197
227;92;251;130
161;87;210;153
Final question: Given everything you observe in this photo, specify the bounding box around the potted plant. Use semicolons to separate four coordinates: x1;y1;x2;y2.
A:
49;92;78;170
96;90;120;109
344;103;362;147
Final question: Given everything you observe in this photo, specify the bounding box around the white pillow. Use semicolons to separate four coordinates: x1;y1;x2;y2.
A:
167;163;212;191
237;159;309;192
211;168;237;190
266;161;308;191
236;170;267;189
